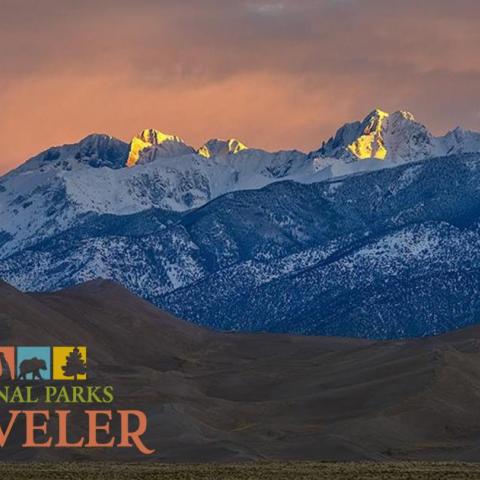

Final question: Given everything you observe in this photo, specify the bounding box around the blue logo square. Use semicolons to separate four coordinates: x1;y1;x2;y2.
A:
16;346;51;380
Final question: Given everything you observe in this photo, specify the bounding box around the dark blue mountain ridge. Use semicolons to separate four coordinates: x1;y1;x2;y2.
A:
2;152;480;339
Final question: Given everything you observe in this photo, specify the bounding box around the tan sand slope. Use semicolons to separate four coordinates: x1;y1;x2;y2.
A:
2;279;480;462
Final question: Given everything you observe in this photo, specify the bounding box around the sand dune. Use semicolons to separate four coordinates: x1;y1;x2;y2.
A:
2;279;480;461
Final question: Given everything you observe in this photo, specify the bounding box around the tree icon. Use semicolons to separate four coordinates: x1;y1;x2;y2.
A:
61;347;87;380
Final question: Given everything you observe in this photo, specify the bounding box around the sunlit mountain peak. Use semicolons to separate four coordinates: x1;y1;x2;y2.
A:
138;128;183;145
395;110;415;122
367;108;389;118
127;129;187;166
347;108;390;159
318;108;428;161
198;138;248;158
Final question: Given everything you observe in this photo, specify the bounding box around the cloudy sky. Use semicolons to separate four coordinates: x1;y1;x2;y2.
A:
1;0;479;173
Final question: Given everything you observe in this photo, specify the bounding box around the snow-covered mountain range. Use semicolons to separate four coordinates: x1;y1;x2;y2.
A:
2;108;480;339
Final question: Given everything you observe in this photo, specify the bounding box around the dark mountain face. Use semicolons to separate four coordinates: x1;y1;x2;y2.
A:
16;134;130;173
158;153;480;338
2;153;480;339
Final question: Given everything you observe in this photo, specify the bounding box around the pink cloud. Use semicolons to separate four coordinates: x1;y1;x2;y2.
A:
1;0;480;173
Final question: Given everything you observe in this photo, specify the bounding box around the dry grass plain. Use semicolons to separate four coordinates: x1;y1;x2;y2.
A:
2;462;480;480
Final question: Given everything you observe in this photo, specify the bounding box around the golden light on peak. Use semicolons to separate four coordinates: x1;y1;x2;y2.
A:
197;144;211;158
347;109;389;160
228;138;248;154
198;138;248;158
127;129;184;167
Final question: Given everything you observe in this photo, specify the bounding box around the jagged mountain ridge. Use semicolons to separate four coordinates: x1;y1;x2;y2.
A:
3;152;480;338
1;109;479;259
0;132;312;257
2;109;480;339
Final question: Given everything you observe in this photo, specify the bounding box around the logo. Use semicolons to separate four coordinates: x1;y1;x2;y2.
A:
0;346;87;382
0;345;154;454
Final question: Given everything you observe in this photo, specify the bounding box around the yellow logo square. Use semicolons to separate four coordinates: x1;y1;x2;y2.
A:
53;346;87;381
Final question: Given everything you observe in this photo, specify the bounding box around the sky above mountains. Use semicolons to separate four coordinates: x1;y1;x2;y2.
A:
1;0;480;174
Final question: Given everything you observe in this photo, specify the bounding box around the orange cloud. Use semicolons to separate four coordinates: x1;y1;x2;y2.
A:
1;0;480;173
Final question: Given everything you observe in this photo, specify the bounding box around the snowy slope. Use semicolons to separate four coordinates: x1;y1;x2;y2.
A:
2;110;479;258
0;134;129;257
0;131;317;256
3;153;480;339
